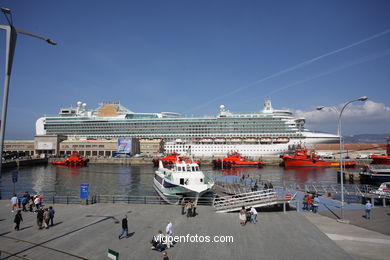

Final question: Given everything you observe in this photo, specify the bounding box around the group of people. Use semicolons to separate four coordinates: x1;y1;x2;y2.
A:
181;200;197;217
10;192;55;231
302;194;320;213
239;206;258;226
150;221;174;253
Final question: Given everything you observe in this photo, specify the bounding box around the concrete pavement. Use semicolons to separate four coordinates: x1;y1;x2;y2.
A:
0;200;387;260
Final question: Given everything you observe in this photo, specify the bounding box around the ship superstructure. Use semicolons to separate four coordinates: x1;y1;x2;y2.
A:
36;100;338;156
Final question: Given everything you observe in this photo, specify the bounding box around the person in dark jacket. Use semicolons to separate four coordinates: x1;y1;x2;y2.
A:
49;206;55;226
118;215;128;239
36;207;44;229
14;210;23;231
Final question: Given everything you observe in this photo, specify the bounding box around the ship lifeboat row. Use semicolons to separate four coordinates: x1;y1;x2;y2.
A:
281;148;356;168
197;137;289;143
52;152;89;167
212;152;265;169
153;152;201;167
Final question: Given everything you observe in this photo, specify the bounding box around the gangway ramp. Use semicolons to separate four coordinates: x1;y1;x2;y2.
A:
214;189;290;213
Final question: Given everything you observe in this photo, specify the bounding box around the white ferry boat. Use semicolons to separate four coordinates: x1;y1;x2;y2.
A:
36;100;339;156
153;160;214;203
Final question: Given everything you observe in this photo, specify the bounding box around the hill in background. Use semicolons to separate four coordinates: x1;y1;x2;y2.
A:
344;134;389;144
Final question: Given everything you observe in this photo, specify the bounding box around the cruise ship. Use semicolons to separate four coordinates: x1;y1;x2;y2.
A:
36;100;338;156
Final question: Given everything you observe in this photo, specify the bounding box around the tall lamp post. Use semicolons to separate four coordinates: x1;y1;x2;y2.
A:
317;96;368;222
0;7;56;178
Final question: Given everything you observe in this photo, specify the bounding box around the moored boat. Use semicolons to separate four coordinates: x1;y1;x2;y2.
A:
52;152;89;166
281;148;356;167
152;152;201;167
360;165;390;184
153;160;214;203
212;152;264;168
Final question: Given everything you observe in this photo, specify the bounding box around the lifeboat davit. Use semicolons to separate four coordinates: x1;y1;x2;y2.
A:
153;152;201;167
281;148;356;167
212;152;264;168
52;152;89;167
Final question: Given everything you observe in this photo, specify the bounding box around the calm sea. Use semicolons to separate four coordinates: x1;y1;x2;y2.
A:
0;164;341;199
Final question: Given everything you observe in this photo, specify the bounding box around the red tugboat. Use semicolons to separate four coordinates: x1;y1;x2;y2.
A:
212;152;264;168
281;147;356;167
52;152;89;166
152;152;201;167
371;137;390;165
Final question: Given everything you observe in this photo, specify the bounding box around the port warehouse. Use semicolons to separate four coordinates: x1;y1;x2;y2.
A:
2;136;387;159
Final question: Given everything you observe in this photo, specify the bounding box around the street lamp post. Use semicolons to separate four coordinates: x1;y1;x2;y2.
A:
317;96;368;222
0;8;56;178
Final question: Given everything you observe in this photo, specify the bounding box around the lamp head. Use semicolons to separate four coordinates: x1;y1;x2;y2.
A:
46;39;57;45
358;96;368;101
1;7;11;14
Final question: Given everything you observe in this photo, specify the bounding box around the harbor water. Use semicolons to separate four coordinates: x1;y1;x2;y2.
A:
0;164;342;199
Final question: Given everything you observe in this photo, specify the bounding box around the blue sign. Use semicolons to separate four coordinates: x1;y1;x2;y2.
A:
12;170;18;183
80;184;89;199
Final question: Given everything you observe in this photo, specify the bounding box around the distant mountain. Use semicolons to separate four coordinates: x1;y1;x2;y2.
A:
344;134;389;144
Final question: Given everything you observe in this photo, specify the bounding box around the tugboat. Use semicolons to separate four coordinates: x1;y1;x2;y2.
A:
281;147;356;167
153;160;214;204
371;137;390;165
153;152;201;167
52;152;89;166
212;152;264;168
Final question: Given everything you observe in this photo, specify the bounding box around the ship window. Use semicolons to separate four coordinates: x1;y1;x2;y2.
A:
180;178;184;185
200;178;203;182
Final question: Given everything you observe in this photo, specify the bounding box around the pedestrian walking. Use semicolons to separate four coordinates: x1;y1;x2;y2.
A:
250;207;258;223
34;195;41;210
14;210;23;231
10;194;18;212
165;221;173;248
312;195;320;213
49;206;55;226
36;207;44;229
28;196;34;212
118;215;128;239
365;200;372;220
43;208;50;229
186;201;193;217
22;192;30;212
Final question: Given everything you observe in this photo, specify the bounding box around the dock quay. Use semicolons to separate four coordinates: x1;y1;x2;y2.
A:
0;158;48;169
1;200;389;260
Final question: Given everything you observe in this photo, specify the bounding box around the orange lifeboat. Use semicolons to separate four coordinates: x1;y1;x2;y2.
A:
260;137;272;143
275;137;289;143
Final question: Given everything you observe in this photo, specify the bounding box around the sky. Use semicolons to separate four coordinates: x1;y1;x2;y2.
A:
0;0;389;139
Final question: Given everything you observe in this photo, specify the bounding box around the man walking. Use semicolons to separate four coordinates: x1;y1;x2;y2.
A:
250;207;258;223
165;221;173;248
10;194;18;212
365;200;372;220
118;215;128;239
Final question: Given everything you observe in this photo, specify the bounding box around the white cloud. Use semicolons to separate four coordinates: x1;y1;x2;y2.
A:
292;100;390;134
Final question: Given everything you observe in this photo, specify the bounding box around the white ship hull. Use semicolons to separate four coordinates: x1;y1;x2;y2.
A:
164;135;338;157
